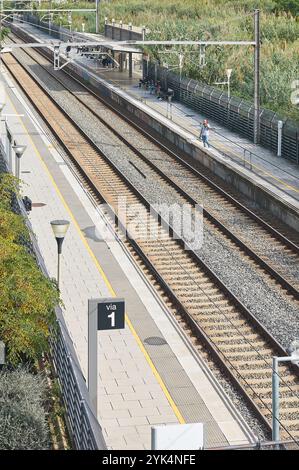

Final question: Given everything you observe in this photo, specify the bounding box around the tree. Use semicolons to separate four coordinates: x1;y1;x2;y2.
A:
0;173;60;364
0;236;59;364
275;0;299;16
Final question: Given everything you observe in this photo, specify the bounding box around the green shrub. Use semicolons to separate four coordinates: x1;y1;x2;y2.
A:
0;173;59;365
0;367;50;450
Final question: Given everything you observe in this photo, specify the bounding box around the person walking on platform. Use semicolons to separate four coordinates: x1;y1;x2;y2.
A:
200;119;211;148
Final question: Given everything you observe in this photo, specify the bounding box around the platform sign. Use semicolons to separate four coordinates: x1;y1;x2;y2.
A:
97;298;125;331
88;298;125;415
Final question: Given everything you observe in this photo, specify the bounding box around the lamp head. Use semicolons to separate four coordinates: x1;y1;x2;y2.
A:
226;68;233;79
12;144;27;158
50;219;70;239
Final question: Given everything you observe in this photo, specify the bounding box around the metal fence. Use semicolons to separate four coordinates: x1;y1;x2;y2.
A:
104;22;145;41
25;207;107;450
18;13;78;42
15;14;299;164
0;150;106;450
50;309;107;450
145;62;299;164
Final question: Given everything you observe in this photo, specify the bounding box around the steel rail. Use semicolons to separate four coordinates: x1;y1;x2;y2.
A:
5;52;299;443
27;40;299;253
8;34;299;301
6;29;299;253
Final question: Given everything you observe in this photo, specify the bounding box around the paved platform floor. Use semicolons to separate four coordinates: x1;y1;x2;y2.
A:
0;59;253;449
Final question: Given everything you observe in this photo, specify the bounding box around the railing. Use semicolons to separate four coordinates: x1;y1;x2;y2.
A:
104;22;145;41
50;309;107;450
145;61;299;165
24;202;107;450
132;85;299;198
0;149;106;450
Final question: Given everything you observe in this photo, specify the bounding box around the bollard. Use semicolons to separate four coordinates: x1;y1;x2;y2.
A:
277;120;283;157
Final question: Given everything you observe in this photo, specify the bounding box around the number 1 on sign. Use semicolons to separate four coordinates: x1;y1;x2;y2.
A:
108;311;115;327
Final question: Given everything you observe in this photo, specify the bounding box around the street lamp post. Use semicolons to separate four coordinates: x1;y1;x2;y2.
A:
226;68;232;100
95;0;99;34
0;340;5;369
254;8;261;144
50;220;70;289
272;340;299;444
12;143;26;181
214;68;233;100
214;68;233;124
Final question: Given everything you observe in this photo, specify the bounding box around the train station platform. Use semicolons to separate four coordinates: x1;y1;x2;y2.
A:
9;19;299;209
0;56;254;450
81;66;299;205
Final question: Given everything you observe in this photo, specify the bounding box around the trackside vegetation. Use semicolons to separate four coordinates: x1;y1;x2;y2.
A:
0;172;59;449
0;173;59;365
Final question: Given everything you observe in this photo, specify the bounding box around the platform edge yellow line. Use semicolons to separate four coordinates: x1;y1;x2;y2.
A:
6;89;185;425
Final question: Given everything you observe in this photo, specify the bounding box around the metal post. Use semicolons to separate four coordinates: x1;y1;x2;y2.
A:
57;250;60;288
5;123;12;171
119;52;124;72
56;237;63;289
129;52;133;78
0;0;3;74
272;356;280;442
119;20;122;41
15;154;20;180
253;9;260;144
277;120;283;157
95;0;99;34
88;300;98;415
49;12;53;37
142;26;146;41
179;52;183;82
112;18;115;40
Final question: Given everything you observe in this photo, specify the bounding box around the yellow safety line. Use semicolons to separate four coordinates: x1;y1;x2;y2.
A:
6;90;185;425
154;100;299;195
215;140;299;194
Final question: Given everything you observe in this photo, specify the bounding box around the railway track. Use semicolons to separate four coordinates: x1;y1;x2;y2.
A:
3;47;299;444
7;33;299;303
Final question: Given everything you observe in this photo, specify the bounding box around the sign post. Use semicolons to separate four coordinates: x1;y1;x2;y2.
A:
88;298;125;415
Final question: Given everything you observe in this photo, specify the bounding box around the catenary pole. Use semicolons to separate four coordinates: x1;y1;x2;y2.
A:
254;8;260;144
95;0;99;34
